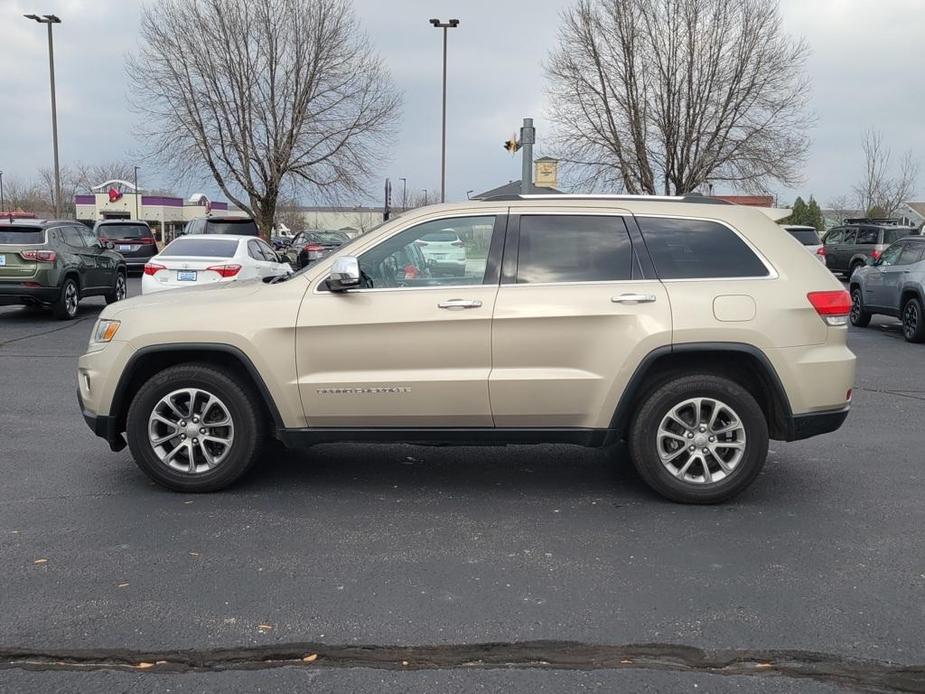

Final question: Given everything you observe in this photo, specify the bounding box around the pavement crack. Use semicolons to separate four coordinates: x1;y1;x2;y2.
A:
1;642;923;692
854;386;925;403
0;316;93;349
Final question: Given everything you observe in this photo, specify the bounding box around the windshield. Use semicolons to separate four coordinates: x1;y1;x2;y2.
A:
787;228;820;245
97;224;149;239
160;238;240;257
0;227;45;244
204;219;260;236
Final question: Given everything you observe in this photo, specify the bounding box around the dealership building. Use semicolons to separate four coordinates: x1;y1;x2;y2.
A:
74;180;246;241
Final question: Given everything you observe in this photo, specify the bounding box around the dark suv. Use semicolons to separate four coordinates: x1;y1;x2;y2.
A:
182;216;259;236
0;220;127;319
94;220;157;273
820;219;917;277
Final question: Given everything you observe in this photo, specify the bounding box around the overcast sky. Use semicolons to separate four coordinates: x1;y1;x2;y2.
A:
1;0;923;207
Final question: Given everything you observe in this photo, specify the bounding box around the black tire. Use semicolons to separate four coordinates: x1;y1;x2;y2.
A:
126;363;265;492
105;270;127;305
628;374;769;504
902;296;925;343
849;287;871;328
52;277;80;320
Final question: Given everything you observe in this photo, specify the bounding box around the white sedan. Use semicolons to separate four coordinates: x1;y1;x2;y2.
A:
142;234;292;294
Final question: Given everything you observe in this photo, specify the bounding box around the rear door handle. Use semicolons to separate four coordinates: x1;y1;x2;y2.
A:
612;293;657;304
438;299;483;310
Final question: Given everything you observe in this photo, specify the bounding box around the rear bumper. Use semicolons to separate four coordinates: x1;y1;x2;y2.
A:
0;283;59;305
785;406;850;441
77;386;126;452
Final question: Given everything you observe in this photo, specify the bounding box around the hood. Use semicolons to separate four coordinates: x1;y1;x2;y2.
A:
102;278;265;318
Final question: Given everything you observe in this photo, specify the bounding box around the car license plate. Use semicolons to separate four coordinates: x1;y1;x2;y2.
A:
118;244;132;251
0;255;6;266
177;270;197;282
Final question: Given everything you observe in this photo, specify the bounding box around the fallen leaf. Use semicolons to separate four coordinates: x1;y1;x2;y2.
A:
258;624;273;630
135;662;154;669
303;653;318;662
620;659;633;664
756;662;773;669
117;583;129;588
33;559;47;565
189;552;200;557
401;660;409;666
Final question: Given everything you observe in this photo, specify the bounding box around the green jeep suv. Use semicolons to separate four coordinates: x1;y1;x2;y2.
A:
0;219;127;319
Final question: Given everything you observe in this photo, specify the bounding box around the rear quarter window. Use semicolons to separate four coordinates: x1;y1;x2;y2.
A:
855;229;879;245
883;228;915;243
637;217;770;279
0;227;45;244
787;229;821;245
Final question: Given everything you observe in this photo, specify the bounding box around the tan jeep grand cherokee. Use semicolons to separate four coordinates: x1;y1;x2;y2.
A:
78;195;855;503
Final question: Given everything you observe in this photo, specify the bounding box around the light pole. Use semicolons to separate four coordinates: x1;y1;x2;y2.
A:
24;13;62;218
429;18;459;203
399;177;407;210
423;189;428;206
134;166;140;220
0;171;5;216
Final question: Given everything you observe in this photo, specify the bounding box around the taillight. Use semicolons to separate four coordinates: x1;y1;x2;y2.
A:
20;249;57;262
816;246;826;257
143;263;166;276
807;290;851;326
139;237;155;244
305;243;325;260
871;249;881;261
206;264;241;278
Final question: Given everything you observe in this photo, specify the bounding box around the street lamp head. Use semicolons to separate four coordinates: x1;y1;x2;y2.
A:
44;14;62;23
449;19;460;27
429;18;460;28
24;13;61;23
24;13;41;20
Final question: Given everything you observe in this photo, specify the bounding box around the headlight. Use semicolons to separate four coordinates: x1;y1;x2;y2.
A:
92;319;121;343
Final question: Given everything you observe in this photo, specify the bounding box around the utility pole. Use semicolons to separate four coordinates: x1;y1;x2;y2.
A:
25;14;62;217
399;177;407;210
0;171;4;216
423;189;428;206
429;18;459;203
520;117;535;195
134;166;140;220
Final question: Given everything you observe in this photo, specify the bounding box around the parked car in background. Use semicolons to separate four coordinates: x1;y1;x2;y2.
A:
820;219;917;277
849;236;925;342
783;225;824;262
285;230;351;268
141;234;290;294
181;216;260;237
415;228;467;277
94;220;158;274
0;219;126;319
270;235;293;251
79;195;855;503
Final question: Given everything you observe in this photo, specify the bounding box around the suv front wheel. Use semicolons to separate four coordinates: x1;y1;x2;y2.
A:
628;374;769;504
126;363;264;492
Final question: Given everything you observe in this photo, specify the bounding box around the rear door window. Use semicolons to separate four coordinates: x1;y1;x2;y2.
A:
0;226;45;244
898;242;925;265
824;229;845;245
636;217;770;279
515;215;634;284
76;227;99;248
855;228;879;245
161;238;240;257
59;226;87;247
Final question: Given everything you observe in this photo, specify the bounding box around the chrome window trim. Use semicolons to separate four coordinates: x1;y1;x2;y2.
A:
633;213;779;280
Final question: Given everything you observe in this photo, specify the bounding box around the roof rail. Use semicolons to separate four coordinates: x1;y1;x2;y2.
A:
478;193;730;205
843;217;908;226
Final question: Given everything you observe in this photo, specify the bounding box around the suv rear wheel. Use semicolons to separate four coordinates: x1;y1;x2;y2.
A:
902;296;925;343
105;270;127;305
52;277;80;320
126;363;264;492
628;374;769;504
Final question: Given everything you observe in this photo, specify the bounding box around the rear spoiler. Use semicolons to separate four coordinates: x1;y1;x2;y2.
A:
755;208;791;223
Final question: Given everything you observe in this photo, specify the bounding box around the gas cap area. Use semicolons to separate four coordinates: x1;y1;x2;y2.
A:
713;295;756;322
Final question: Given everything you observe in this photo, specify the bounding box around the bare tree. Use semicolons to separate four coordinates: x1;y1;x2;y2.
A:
275;197;307;233
546;0;812;194
852;129;919;217
127;0;400;236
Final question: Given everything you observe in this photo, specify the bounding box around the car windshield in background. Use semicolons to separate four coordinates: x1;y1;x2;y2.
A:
787;229;820;245
884;228;915;243
420;230;459;242
98;224;148;238
205;219;260;236
0;227;45;244
160;238;240;257
309;231;349;244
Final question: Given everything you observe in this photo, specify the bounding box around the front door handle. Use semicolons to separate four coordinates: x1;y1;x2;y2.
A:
438;298;483;310
612;293;657;304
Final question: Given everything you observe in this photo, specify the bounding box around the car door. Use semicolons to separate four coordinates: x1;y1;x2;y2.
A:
246;240;272;279
489;211;671;429
864;242;904;309
821;228;844;271
881;242;924;310
835;228;857;272
57;225;97;291
296;212;506;428
76;225;115;289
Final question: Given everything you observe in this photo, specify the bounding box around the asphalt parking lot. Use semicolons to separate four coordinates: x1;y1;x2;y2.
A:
1;279;923;693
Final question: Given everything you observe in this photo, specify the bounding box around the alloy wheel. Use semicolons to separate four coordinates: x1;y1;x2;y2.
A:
904;302;919;340
656;397;746;484
850;290;862;322
64;282;78;317
115;274;127;301
147;388;235;474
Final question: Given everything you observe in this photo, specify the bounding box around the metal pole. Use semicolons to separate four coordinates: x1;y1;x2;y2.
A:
440;27;447;203
134;166;139;219
400;177;407;210
520;118;535;195
423;189;428;206
46;22;61;218
0;172;4;216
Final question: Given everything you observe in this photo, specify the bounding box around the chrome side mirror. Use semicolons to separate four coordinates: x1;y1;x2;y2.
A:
326;256;361;292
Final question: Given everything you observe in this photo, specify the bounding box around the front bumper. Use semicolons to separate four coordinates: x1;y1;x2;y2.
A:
0;282;59;306
77;386;126;451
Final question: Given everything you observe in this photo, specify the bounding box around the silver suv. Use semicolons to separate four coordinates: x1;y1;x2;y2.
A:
849;235;925;342
77;195;856;503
